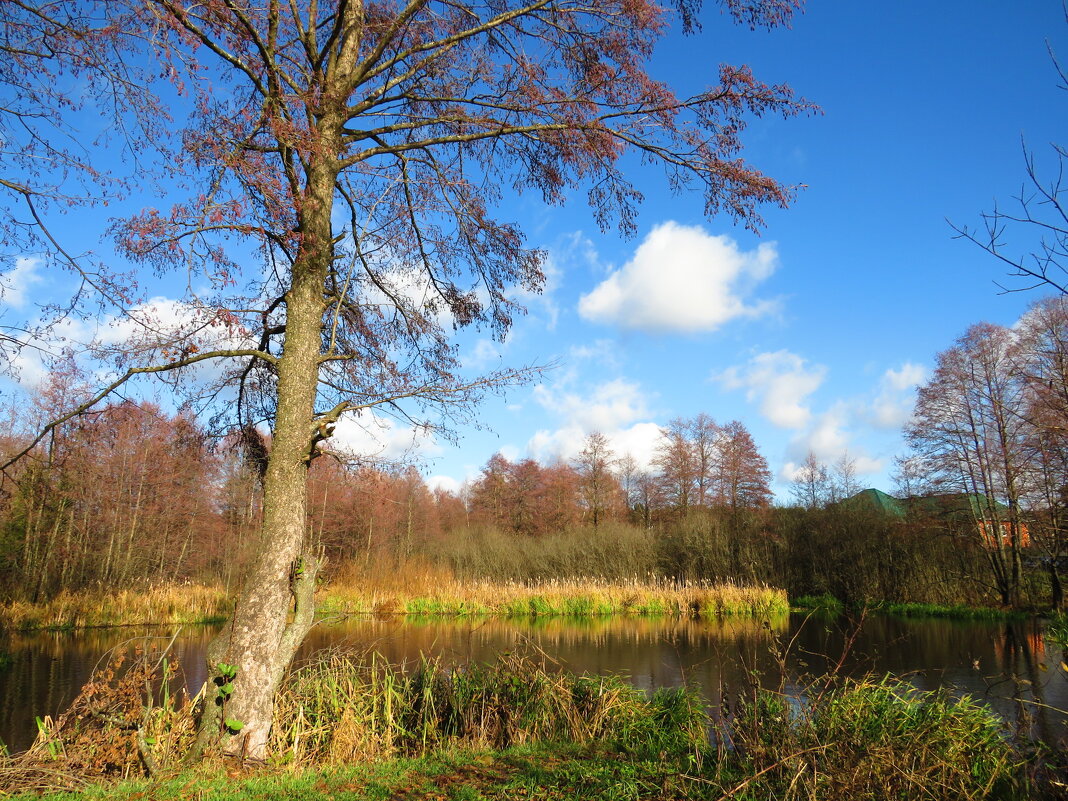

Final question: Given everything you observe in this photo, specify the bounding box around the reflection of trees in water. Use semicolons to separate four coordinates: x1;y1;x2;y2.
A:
2;613;1067;753
986;622;1062;746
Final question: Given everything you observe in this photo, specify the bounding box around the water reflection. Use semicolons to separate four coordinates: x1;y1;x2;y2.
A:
0;613;1065;753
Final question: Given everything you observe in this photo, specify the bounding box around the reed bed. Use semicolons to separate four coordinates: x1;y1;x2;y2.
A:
723;676;1024;800
323;575;789;621
0;584;232;631
270;650;707;765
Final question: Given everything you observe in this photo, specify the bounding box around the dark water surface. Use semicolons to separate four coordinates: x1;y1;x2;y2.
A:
1;613;1065;753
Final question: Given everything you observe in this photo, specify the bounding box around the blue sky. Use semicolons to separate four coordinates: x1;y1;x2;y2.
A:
3;2;1066;500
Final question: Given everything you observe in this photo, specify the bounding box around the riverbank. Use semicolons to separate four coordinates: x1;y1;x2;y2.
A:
792;594;1035;621
0;578;788;631
6;654;1039;800
1;580;1054;633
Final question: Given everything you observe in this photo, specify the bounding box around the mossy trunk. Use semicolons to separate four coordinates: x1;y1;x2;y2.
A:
197;130;342;762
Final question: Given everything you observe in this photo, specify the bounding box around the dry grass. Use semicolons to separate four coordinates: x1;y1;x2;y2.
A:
0;584;232;631
322;567;789;620
0;566;787;631
270;649;708;766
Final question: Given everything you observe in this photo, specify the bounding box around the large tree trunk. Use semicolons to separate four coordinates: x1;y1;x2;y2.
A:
198;145;340;761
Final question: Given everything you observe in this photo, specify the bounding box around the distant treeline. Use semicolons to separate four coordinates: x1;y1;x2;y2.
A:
0;388;1052;609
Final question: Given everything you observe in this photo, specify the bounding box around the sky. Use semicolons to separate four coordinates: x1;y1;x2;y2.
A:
3;1;1067;500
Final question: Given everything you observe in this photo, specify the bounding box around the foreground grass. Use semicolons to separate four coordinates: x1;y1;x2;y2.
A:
11;643;1039;800
13;680;1036;801
1049;611;1068;648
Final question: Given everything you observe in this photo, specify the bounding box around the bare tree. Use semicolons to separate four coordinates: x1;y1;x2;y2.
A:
573;432;618;527
952;12;1067;294
907;323;1029;606
790;451;830;510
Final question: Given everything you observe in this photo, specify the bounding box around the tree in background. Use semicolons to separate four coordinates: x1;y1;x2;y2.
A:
655;419;699;512
908;323;1029;606
574;432;620;527
790;452;831;510
1017;296;1068;608
715;420;772;510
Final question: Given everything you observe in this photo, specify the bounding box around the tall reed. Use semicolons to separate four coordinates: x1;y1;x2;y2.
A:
270;649;708;765
324;574;789;620
0;584;231;631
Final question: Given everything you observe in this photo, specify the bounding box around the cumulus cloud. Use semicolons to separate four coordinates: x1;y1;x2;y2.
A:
329;412;442;463
527;421;665;469
716;350;826;429
532;377;652;433
0;257;42;308
866;361;926;429
523;376;663;467
578;222;779;333
426;474;463;495
780;404;885;483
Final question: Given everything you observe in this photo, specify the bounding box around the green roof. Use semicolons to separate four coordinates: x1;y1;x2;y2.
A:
840;488;907;518
907;493;1010;520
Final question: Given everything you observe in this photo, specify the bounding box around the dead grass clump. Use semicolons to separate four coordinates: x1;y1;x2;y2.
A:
0;641;196;792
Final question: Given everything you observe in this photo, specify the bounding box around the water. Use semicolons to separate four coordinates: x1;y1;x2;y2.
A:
1;613;1065;753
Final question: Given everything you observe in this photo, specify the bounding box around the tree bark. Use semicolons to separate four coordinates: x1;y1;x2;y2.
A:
200;138;341;761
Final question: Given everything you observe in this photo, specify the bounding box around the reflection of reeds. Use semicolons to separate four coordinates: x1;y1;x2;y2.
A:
323;575;789;621
0;585;231;631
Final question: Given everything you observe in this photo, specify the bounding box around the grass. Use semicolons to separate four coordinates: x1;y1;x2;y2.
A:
269;650;708;764
791;595;1031;621
723;676;1028;800
870;601;1028;620
1048;610;1068;648
323;574;790;621
9;672;1035;801
0;584;232;631
791;593;844;613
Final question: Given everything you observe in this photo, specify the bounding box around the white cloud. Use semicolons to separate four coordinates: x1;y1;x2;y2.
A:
524;375;662;467
532;377;652;432
325;412;443;463
578;222;779;333
463;337;503;370
426;474;463;495
867;361;926;429
780;404;884;483
526;421;666;469
0;257;42;308
608;422;667;471
716;350;826;429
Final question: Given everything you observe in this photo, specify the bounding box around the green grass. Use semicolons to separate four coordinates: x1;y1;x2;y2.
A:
1049;611;1068;648
12;683;1034;801
791;593;844;613
326;577;790;622
871;601;1027;620
790;596;1030;621
10;650;1037;800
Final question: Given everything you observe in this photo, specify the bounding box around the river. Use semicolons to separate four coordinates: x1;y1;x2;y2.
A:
1;613;1065;753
